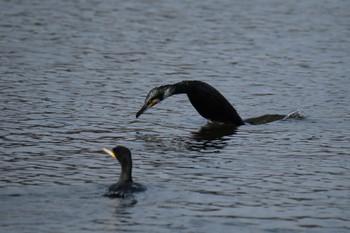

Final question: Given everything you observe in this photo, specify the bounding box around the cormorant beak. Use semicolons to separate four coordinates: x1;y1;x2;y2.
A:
102;148;116;159
136;99;160;118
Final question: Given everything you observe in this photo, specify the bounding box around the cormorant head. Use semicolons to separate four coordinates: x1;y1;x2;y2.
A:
102;146;132;168
136;85;174;118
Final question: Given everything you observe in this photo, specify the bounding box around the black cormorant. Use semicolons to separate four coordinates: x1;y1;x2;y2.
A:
136;80;244;126
101;146;145;197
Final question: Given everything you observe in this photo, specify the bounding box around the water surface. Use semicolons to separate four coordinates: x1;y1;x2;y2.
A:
1;0;350;232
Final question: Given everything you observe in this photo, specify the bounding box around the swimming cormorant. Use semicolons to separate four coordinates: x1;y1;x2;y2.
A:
136;80;244;126
101;146;145;197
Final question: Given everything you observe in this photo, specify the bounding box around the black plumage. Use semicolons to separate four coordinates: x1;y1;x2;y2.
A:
136;80;244;126
101;146;145;197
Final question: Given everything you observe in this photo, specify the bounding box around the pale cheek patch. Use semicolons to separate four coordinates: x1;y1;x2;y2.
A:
145;89;157;104
163;87;174;99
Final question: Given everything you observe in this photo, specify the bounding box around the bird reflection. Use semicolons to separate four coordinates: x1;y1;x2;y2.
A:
134;127;233;153
191;122;238;141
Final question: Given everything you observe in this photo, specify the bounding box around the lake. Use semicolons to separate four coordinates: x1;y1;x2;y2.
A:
1;0;349;232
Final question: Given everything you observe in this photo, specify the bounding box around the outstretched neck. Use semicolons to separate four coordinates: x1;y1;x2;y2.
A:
163;81;190;98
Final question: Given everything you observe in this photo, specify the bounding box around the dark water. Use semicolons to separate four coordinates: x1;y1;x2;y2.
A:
1;0;350;232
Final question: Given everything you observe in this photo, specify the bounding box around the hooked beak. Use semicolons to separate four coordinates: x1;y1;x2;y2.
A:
101;148;116;159
136;99;160;118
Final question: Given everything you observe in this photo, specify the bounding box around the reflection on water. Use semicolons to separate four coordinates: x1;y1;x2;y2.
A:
192;122;238;141
184;137;231;154
1;0;350;232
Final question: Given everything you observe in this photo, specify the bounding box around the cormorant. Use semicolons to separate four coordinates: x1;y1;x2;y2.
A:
136;80;244;126
101;146;145;197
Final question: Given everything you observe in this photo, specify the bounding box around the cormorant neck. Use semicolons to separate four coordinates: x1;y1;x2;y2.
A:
164;81;190;98
119;163;133;183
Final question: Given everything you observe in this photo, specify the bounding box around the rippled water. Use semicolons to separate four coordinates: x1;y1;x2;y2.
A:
1;0;350;232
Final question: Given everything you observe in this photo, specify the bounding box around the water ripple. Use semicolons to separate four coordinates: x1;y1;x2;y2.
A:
1;0;350;232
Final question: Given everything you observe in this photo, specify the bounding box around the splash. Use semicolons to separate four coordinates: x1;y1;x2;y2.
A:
283;110;307;120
